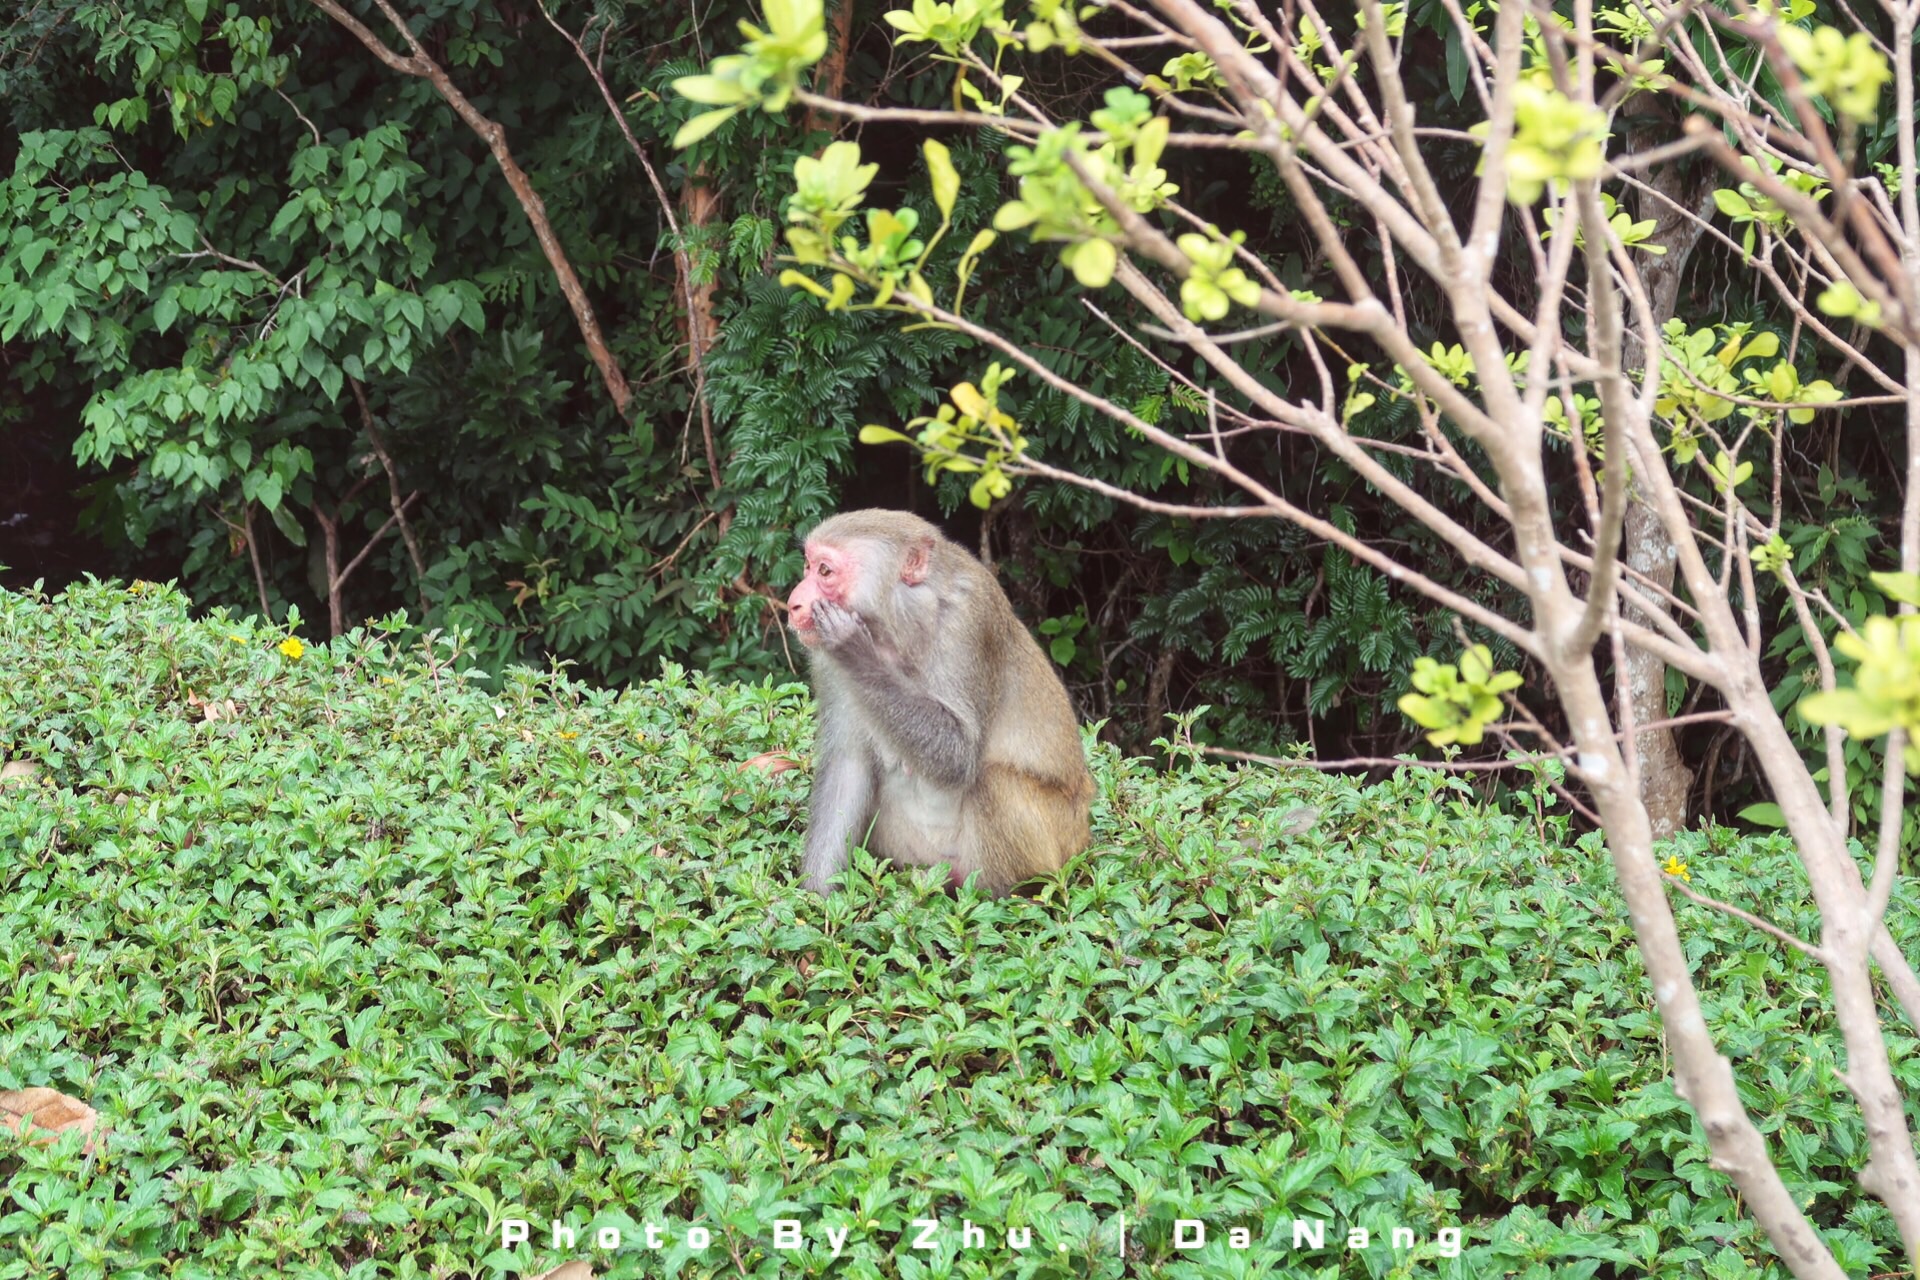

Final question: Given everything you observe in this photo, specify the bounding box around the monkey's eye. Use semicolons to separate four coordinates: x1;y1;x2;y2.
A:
817;562;833;578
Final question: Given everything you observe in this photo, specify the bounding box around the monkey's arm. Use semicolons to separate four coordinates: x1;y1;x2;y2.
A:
800;698;879;895
813;600;984;788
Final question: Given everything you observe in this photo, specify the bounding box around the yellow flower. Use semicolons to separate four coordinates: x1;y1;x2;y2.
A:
277;636;306;660
228;634;246;643
380;676;396;684
558;730;579;740
1662;855;1690;883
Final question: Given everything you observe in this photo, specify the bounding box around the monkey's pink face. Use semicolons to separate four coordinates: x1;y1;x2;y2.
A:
787;540;854;647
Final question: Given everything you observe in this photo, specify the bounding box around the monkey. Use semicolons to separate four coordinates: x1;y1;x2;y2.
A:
785;509;1095;897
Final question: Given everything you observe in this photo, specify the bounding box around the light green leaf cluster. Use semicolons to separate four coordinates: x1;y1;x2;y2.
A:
861;362;1024;507
1542;391;1602;449
1476;80;1609;204
782;142;881;266
1654;322;1777;460
884;0;1010;54
1167;231;1259;322
1159;52;1223;92
1421;342;1476;388
1816;280;1883;329
1744;358;1840;424
1801;584;1920;750
1700;449;1753;494
992;88;1179;290
1398;645;1523;748
1712;155;1828;255
1022;0;1087;53
1751;535;1794;575
1540;192;1666;254
1594;4;1668;90
1355;2;1405;37
1344;363;1376;421
1776;23;1891;122
672;0;828;147
1175;231;1260;322
777;140;982;317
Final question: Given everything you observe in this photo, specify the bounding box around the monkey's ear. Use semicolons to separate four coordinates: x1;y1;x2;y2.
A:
900;538;933;586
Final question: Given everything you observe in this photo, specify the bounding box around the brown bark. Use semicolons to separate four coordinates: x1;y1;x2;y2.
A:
802;0;856;138
350;377;431;619
533;0;722;486
309;0;632;416
681;168;723;483
309;476;420;638
1621;103;1714;838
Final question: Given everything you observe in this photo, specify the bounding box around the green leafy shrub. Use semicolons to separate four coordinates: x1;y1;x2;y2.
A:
0;581;1907;1278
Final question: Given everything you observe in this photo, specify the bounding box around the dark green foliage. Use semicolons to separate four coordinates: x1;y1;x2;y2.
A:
1;581;1906;1278
1;0;1904;819
0;0;826;688
702;276;964;627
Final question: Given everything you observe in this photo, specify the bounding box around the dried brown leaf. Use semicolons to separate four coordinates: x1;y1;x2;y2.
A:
0;1087;103;1153
0;759;42;786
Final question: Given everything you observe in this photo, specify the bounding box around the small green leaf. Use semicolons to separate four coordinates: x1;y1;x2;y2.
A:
924;139;958;220
1712;188;1753;218
674;74;751;106
673;106;740;149
1871;571;1920;607
992;201;1038;232
1065;238;1116;288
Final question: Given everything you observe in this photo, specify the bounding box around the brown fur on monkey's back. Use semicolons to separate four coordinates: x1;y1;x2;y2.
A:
931;527;1095;892
975;587;1098;886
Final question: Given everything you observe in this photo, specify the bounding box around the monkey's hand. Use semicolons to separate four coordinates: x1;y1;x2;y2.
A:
812;600;881;661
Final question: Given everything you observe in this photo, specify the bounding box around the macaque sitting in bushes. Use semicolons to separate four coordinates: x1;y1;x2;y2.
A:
785;509;1094;896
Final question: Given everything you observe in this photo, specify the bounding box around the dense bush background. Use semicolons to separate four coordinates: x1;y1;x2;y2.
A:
0;0;1905;813
0;580;1908;1279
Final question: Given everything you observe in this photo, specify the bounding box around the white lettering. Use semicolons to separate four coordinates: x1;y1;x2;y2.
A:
826;1225;850;1259
549;1223;575;1249
911;1219;940;1250
686;1226;710;1249
1228;1227;1251;1249
1292;1219;1326;1248
773;1220;802;1249
1348;1227;1370;1248
500;1220;528;1248
596;1227;621;1249
1007;1227;1031;1250
1392;1226;1414;1249
961;1219;986;1247
1437;1227;1463;1257
1174;1220;1206;1249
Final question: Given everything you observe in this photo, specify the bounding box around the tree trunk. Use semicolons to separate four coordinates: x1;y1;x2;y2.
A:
1621;106;1714;837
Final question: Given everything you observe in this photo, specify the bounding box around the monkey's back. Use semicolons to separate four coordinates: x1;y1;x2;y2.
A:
961;551;1095;879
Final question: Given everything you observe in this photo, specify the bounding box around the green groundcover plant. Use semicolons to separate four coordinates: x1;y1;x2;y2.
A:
0;578;1909;1279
